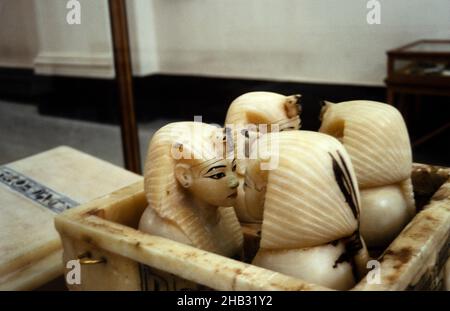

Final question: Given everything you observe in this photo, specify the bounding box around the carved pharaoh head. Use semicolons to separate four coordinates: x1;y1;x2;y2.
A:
144;122;240;251
245;131;361;250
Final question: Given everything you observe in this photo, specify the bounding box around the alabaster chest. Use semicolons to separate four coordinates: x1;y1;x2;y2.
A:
55;163;449;291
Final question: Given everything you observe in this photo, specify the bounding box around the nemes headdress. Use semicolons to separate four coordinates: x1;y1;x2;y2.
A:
225;91;301;129
250;131;360;250
144;122;239;253
319;100;412;189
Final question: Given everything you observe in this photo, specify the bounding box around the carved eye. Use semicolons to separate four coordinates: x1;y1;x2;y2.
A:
209;172;226;180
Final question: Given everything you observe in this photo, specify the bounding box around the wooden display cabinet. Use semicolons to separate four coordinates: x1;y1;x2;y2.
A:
385;40;450;146
386;39;450;103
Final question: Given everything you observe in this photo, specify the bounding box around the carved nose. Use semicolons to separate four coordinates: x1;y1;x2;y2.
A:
228;176;239;189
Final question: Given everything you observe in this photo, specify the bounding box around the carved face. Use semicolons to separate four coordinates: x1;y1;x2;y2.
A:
243;160;268;219
175;158;239;207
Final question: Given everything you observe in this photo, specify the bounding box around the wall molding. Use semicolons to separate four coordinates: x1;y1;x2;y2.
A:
34;53;115;78
0;61;34;69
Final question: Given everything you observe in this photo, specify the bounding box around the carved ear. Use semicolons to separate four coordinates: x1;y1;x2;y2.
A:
319;100;335;121
284;94;302;118
174;163;193;188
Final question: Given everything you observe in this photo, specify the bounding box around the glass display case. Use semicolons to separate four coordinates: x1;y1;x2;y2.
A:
386;40;450;104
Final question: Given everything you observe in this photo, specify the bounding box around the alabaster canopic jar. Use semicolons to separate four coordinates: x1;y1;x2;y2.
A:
224;91;302;223
225;91;302;131
319;101;415;248
139;122;243;258
246;131;369;290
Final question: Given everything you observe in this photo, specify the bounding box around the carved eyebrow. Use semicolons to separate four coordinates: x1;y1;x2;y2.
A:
205;165;226;174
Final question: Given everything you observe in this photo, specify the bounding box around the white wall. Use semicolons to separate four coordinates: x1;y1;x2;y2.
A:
126;0;159;76
0;0;38;68
153;0;450;86
1;0;449;84
33;0;115;78
1;0;159;78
